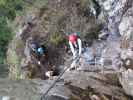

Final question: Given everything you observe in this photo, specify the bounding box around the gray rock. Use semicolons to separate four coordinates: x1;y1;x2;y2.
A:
119;6;133;40
82;47;95;61
100;40;121;70
45;95;68;100
0;79;71;100
121;49;133;60
119;69;133;96
62;71;129;99
97;0;133;40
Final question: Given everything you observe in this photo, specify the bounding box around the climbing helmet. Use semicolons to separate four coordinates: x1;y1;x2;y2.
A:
37;47;44;55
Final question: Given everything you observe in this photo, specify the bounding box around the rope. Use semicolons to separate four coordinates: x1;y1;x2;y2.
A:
40;57;79;100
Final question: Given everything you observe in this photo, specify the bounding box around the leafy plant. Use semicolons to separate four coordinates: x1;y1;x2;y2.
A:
0;17;13;63
0;0;24;19
0;0;24;63
50;32;65;46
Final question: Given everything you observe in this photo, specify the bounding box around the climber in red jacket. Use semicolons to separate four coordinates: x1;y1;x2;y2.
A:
68;33;82;59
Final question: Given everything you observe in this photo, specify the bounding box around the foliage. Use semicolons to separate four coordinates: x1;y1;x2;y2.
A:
0;17;13;63
83;24;103;41
0;0;24;63
50;32;65;46
80;0;91;9
0;0;24;19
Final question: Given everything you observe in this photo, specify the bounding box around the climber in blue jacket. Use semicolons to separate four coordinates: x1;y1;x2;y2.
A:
30;42;47;64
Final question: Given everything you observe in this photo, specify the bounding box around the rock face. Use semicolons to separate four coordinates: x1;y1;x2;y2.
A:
0;79;42;100
0;79;72;100
4;0;133;99
97;0;133;40
96;0;133;97
119;45;133;96
119;6;133;40
119;69;133;96
62;71;130;100
0;71;131;100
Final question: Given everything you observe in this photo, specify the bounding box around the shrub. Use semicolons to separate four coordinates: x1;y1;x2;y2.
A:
0;0;24;63
83;23;103;41
50;32;65;46
0;17;13;63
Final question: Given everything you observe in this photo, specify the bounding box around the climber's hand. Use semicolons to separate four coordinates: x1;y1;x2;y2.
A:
38;61;41;65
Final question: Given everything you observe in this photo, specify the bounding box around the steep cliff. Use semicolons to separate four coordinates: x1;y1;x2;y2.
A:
3;0;133;100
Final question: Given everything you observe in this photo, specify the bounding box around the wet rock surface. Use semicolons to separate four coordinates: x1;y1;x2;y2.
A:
119;69;133;96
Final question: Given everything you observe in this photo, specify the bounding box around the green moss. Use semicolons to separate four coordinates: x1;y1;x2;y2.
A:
6;38;22;79
8;50;19;64
16;39;25;52
7;48;21;79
